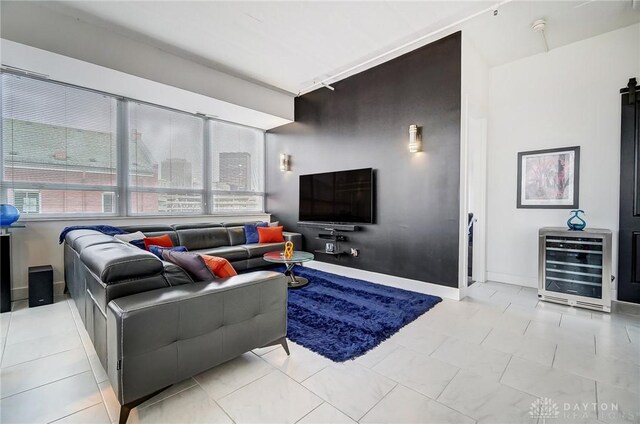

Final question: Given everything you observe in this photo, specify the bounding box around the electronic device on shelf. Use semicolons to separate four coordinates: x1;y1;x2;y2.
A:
538;227;612;312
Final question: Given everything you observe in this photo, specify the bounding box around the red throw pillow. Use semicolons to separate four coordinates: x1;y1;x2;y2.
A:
199;255;238;278
143;234;174;250
257;226;285;243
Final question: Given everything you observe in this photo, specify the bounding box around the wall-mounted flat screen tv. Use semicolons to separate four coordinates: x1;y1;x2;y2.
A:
299;168;374;224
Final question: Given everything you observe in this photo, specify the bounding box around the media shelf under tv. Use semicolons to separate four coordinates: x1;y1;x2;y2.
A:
313;249;347;256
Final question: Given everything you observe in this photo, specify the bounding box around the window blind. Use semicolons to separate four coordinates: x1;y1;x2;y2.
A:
128;102;204;215
1;73;118;215
210;121;265;212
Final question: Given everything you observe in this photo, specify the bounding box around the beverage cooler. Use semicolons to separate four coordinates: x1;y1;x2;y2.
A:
538;227;612;312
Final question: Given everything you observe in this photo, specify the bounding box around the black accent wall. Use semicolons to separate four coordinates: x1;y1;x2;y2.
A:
266;32;462;288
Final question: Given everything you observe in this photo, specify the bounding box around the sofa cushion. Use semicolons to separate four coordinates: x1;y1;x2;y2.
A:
171;223;223;231
162;251;215;282
177;227;230;250
81;243;163;284
191;246;249;261
227;227;246;246
160;261;194;286
240;242;285;258
120;225;179;246
257;226;284;243
73;234;121;252
148;245;188;259
66;230;105;250
200;255;238;278
244;222;268;244
114;231;145;243
144;234;174;250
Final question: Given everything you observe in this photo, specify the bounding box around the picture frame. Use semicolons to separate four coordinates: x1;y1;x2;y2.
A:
517;146;580;209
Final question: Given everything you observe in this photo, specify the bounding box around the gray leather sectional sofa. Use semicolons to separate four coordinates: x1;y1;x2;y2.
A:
63;222;302;423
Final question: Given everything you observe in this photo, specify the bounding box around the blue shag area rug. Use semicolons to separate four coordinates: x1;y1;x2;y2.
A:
270;265;442;362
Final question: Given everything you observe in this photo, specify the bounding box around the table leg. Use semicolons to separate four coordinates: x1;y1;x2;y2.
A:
285;262;309;289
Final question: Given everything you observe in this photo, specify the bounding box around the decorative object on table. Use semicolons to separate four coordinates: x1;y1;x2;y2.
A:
0;204;20;226
283;241;294;258
272;265;442;362
517;146;580;209
567;209;586;231
325;242;335;253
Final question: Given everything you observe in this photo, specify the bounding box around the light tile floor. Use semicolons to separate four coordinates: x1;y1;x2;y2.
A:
1;281;639;424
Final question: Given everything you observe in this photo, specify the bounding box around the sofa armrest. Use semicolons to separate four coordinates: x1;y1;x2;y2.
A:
283;232;303;250
106;271;288;405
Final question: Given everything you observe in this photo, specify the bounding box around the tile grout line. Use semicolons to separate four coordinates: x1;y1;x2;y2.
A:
435;367;461;401
497;355;513;383
192;378;237;424
551;344;558;368
0;369;94;401
398;381;478;423
594;380;599;421
356;382;398;422
479;327;493;345
0;309;14;367
293;400;325;424
46;400;104;424
137;379;198;411
212;366;279;403
521;319;532;336
300;363;330;384
1;341;84;370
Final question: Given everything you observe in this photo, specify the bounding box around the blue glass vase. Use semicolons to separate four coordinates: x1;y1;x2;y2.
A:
0;204;20;226
567;209;586;231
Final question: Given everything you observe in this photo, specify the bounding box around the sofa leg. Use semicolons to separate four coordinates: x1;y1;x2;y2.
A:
279;337;290;356
118;385;172;424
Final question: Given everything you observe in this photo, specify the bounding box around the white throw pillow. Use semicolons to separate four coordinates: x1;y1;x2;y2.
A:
268;221;280;227
114;231;146;242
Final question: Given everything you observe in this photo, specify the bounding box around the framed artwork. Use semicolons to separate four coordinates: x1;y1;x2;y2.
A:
517;146;580;209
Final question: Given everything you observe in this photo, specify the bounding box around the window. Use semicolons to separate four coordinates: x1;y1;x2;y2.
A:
1;73;118;215
13;190;40;214
210;121;264;212
102;192;115;213
128;103;204;215
0;72;265;217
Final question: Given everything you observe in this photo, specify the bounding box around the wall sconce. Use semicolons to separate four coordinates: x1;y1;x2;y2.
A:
279;153;290;172
409;125;422;153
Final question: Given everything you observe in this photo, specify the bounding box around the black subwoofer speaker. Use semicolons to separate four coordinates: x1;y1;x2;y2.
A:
29;265;53;308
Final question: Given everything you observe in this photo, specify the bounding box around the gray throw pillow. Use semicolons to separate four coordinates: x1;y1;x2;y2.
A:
162;250;215;282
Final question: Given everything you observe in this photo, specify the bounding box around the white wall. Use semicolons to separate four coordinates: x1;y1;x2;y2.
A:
0;1;294;128
486;24;640;297
460;35;490;293
8;214;270;300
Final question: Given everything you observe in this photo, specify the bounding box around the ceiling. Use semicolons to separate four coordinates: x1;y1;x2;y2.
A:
41;1;640;95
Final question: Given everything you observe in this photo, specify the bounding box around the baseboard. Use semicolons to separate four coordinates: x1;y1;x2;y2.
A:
612;300;640;316
10;280;66;301
304;261;460;300
486;272;537;288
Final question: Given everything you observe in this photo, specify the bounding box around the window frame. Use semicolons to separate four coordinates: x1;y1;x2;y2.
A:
13;189;41;214
208;119;266;214
0;71;266;220
102;192;115;214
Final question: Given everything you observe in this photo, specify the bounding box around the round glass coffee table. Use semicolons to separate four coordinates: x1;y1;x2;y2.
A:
263;251;314;288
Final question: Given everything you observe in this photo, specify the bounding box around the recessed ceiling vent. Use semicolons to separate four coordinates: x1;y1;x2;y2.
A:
531;19;549;52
